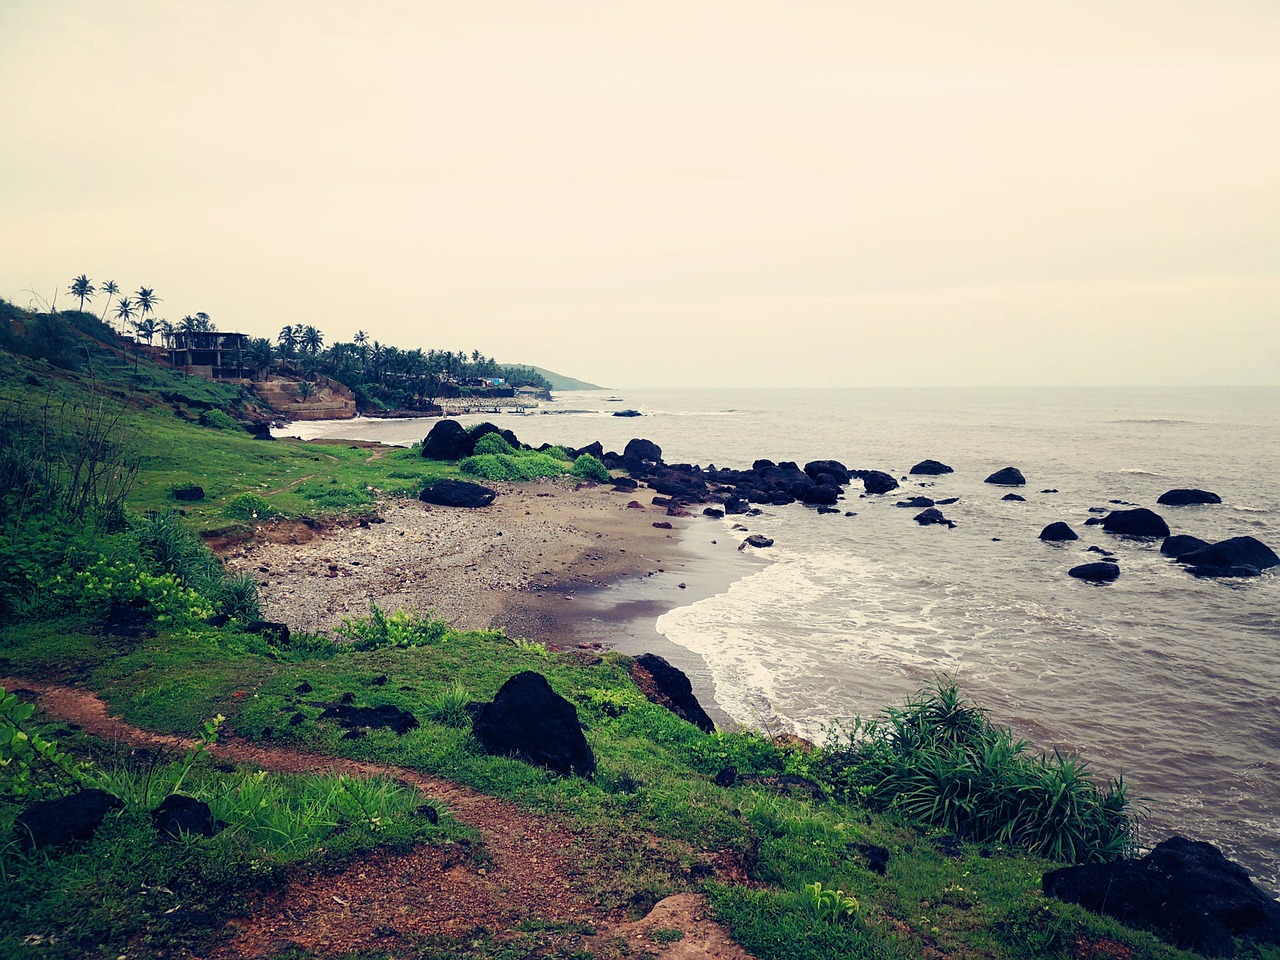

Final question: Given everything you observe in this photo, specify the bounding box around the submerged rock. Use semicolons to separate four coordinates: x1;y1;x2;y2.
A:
1039;521;1078;542
853;469;899;495
1043;836;1280;956
1102;507;1170;538
914;507;955;528
1161;534;1210;557
984;466;1026;486
909;459;953;475
1157;488;1222;506
1068;561;1120;582
1176;536;1279;576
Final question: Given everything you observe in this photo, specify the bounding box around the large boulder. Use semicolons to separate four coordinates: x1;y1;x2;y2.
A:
1069;561;1120;582
421;419;474;460
152;793;217;840
984;466;1026;486
909;459;953;476
420;479;497;508
648;468;709;502
631;653;715;733
803;460;850;486
1039;521;1078;542
1162;534;1210;557
1043;836;1280;957
13;789;123;849
742;534;774;549
914;508;955;528
1158;488;1222;506
1102;507;1170;538
853;469;899;495
622;438;663;474
1177;536;1279;575
471;672;596;776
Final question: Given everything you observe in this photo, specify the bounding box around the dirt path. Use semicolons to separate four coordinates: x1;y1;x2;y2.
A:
3;677;755;960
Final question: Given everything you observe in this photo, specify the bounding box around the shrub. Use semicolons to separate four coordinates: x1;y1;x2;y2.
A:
570;453;609;482
459;452;569;482
422;683;473;728
473;432;516;456
223;492;278;521
809;677;1135;863
198;408;239;430
336;603;451;650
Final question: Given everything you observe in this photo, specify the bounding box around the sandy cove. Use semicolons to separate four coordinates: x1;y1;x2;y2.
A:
218;477;702;646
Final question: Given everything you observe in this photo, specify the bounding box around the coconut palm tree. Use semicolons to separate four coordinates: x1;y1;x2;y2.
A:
99;281;120;322
178;314;199;335
114;297;136;335
158;319;175;346
135;287;161;337
68;275;96;313
134;317;158;345
299;325;324;357
248;337;274;380
277;325;298;360
195;311;211;329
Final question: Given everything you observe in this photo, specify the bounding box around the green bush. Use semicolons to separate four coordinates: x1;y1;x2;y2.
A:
197;408;239;430
459;452;569;482
223;492;278;521
473;432;516;456
336;603;451;650
809;677;1135;863
570;452;610;482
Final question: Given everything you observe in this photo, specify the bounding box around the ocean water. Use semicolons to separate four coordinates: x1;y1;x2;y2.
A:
282;386;1280;888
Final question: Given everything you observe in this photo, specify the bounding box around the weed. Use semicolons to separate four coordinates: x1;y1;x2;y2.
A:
423;683;473;728
800;881;860;925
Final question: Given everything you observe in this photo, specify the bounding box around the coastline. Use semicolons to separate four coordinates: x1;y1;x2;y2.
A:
219;476;762;726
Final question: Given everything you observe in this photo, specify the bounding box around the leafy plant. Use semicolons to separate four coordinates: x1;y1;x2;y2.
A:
0;686;90;800
336;602;451;650
473;432;516;456
197;408;238;430
799;881;860;926
570;453;610;482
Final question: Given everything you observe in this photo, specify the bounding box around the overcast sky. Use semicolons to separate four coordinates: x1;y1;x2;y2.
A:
2;2;1277;388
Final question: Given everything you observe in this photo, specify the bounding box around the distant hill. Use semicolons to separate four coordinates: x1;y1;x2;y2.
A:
521;365;603;391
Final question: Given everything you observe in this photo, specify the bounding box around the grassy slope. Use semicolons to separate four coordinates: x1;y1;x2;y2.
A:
0;344;1254;960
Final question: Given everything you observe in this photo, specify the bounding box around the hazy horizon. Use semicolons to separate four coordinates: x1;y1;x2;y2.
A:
3;2;1277;389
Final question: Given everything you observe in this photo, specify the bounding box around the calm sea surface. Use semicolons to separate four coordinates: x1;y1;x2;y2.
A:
283;386;1280;889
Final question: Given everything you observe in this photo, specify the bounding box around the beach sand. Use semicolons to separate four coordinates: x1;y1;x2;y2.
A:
216;476;766;726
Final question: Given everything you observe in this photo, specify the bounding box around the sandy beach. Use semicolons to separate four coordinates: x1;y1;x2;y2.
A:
218;477;712;647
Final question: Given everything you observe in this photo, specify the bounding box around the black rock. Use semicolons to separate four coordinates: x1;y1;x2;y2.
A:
935;497;960;505
702;507;725;519
420;419;473;460
914;508;955;528
895;496;935;509
1162;534;1210;557
319;701;419;735
622;437;663;474
245;620;290;644
723;495;751;515
1102;507;1171;538
471;671;596;776
854;470;899;495
419;803;440;825
714;766;738;787
984;466;1026;486
1043;836;1280;956
1084;517;1105;525
803;459;850;486
631;653;715;733
612;409;643;417
14;789;123;849
173;484;205;502
420;479;497;508
1158;488;1222;507
152;793;217;840
1001;493;1026;502
1190;564;1263;579
794;481;840;506
1069;561;1120;582
1176;536;1279;573
742;534;774;548
1039;522;1078;542
611;476;639;492
909;459;953;476
856;842;891;875
294;680;313;694
204;613;232;628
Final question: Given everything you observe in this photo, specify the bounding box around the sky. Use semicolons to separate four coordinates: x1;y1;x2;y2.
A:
2;1;1278;388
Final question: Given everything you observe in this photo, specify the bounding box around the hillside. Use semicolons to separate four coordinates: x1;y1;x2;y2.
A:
522;364;604;391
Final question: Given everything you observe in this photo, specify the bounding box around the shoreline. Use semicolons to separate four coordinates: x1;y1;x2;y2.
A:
219;477;763;726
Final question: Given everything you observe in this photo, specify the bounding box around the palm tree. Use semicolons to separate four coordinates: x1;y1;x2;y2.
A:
354;330;369;373
195;311;211;329
99;281;120;322
178;314;199;335
134;317;158;345
114;297;136;335
158;319;175;346
248;337;274;380
68;275;96;313
277;325;298;360
135;287;161;337
299;325;324;357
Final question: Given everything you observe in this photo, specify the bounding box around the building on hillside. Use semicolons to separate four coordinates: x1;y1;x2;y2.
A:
169;331;252;379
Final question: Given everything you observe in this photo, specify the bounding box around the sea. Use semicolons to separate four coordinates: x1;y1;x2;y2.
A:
279;386;1280;890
